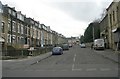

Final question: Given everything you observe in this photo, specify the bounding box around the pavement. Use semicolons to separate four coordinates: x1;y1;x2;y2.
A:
2;48;120;64
94;49;120;64
2;52;52;65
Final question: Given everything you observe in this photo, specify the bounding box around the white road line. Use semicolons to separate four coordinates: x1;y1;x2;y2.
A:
36;69;83;71
72;54;76;71
60;70;68;71
24;70;36;71
74;54;76;57
72;64;75;71
100;68;111;71
26;70;50;71
73;54;76;62
73;57;75;62
94;50;104;53
86;68;97;71
3;60;16;62
36;61;39;63
72;68;82;71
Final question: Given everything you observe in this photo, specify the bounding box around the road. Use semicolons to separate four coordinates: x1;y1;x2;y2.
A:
2;45;119;77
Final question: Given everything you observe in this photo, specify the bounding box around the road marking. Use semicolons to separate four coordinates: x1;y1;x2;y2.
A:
73;54;76;62
24;70;36;71
73;57;75;62
74;54;76;57
72;54;76;70
100;68;111;71
60;70;68;71
72;64;75;71
94;50;104;53
72;68;82;71
26;69;69;72
36;61;39;63
86;68;97;71
3;58;29;62
3;60;16;62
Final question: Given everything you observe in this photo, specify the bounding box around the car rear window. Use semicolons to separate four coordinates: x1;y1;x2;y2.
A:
53;48;60;52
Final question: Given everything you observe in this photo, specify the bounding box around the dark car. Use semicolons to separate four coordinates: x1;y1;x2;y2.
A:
52;47;63;55
62;44;69;50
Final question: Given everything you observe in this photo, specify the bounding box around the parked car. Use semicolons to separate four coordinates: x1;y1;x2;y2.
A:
93;39;105;50
52;47;63;55
62;44;69;50
80;43;86;48
69;44;72;47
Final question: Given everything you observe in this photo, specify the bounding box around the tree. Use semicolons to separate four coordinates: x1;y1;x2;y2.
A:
83;21;100;43
100;8;107;20
84;23;93;43
80;35;84;43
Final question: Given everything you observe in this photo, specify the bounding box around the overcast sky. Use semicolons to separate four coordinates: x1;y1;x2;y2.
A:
1;0;113;37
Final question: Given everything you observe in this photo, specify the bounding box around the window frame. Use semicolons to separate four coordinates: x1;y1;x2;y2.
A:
1;21;5;33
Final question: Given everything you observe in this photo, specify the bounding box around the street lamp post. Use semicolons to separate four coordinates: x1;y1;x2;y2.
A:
45;39;47;53
92;26;95;41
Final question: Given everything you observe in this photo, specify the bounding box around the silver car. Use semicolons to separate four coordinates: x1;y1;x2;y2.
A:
52;47;63;55
80;43;86;48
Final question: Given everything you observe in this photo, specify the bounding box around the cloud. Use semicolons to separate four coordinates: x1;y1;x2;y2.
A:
47;1;112;22
0;0;113;37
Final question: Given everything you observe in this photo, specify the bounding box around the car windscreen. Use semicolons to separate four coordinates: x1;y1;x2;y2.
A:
53;48;60;52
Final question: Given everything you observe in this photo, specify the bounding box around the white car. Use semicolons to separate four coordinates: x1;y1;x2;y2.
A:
69;44;72;47
93;39;105;50
80;43;86;48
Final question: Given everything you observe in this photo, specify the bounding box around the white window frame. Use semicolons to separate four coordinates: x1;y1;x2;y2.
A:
12;35;16;44
7;34;11;43
8;21;11;31
17;13;20;19
0;8;3;13
18;23;21;33
12;21;16;32
30;26;33;37
8;19;11;31
1;21;5;33
20;36;24;44
17;36;19;44
8;9;11;14
27;38;30;45
12;11;16;16
21;24;24;34
25;26;27;34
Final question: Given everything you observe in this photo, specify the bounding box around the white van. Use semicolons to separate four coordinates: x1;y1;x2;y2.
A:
93;39;105;50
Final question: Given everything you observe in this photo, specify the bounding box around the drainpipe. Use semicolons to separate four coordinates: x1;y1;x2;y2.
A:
0;2;2;56
92;26;95;41
10;15;13;46
117;31;120;51
41;30;44;47
0;2;2;79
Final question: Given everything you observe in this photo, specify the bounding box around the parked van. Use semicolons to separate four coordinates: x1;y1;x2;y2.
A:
93;39;105;50
62;44;69;50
